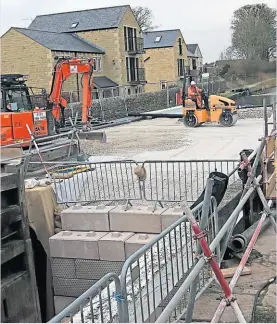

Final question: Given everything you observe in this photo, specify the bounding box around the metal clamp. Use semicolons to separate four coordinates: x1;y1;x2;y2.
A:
204;253;217;263
224;296;236;307
193;230;208;240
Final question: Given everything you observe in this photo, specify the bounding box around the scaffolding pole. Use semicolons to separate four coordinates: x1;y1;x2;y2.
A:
211;200;273;322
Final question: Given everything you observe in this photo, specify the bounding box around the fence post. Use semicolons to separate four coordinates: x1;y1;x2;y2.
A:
166;83;170;107
98;90;105;121
185;178;214;322
263;98;268;137
123;86;129;117
272;102;276;132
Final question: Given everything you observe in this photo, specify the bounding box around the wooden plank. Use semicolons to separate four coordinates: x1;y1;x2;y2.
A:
1;239;25;264
221;266;251;278
266;136;276;157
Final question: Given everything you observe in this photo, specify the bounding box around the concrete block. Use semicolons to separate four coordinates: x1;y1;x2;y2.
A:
49;231;108;259
99;232;134;261
61;205;115;231
53;277;97;297
109;205;166;233
161;207;183;231
51;258;76;279
75;259;124;279
125;233;157;258
54;296;76;314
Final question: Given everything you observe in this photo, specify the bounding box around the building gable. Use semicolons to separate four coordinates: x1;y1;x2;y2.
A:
187;44;202;58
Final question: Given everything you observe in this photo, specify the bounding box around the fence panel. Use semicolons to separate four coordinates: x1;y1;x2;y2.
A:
48;273;122;323
50;197;221;323
141;160;238;202
49;160;142;205
33;159;239;206
120;197;219;323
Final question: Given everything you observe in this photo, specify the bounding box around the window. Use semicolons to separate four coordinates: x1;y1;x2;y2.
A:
192;59;197;70
93;57;102;72
178;38;183;55
70;22;79;28
160;81;167;90
126;57;139;82
5;90;29;111
155;36;162;42
177;59;185;77
124;26;137;51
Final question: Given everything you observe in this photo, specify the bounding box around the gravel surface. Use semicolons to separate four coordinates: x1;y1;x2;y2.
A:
82;119;192;158
81;107;271;158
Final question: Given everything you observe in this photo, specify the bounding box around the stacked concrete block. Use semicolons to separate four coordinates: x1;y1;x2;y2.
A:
109;205;167;233
75;259;124;280
125;233;157;258
61;205;116;231
51;203;186;313
99;232;134;261
160;207;183;231
49;231;107;259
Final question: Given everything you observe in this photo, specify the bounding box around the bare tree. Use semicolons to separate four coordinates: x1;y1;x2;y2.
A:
219;46;238;60
230;4;276;60
132;6;158;32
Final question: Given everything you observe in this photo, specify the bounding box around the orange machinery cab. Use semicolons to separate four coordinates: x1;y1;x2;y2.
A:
1;108;49;147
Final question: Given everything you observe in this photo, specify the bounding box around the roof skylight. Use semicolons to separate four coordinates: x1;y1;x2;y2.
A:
70;22;79;28
155;36;162;42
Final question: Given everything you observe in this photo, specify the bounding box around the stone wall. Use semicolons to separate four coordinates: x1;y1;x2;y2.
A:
67;87;179;122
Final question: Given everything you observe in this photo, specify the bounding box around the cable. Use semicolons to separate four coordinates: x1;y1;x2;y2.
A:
251;276;276;323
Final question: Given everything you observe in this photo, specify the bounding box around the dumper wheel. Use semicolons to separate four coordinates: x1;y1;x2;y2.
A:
219;112;234;127
183;114;198;127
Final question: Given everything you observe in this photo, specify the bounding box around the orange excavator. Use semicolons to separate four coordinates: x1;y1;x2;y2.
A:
1;57;104;147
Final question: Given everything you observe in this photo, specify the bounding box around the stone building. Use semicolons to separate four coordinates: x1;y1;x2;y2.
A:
1;5;146;96
143;29;189;92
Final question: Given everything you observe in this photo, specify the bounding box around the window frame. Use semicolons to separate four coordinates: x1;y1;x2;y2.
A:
93;57;102;72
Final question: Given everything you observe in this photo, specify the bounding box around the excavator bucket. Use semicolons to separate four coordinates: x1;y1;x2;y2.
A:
78;130;107;143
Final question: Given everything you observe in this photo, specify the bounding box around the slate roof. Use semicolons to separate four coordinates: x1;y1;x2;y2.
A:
187;50;197;57
28;5;129;33
187;44;198;54
143;30;181;49
14;28;105;53
94;76;118;89
187;44;202;58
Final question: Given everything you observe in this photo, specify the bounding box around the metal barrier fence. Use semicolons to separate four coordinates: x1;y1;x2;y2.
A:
30;159;239;206
49;197;220;323
119;197;219;323
141;160;238;202
49;273;123;323
48;160;142;205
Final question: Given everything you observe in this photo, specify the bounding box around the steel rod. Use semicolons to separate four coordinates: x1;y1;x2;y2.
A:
211;200;272;323
155;175;261;323
185;178;214;323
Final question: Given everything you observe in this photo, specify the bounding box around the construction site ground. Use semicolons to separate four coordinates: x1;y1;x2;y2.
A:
81;114;276;323
83;117;266;161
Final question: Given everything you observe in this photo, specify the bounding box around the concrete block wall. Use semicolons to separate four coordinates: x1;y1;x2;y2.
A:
66;87;179;122
50;204;184;311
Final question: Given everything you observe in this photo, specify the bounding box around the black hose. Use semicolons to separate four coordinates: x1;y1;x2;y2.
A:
251;276;276;322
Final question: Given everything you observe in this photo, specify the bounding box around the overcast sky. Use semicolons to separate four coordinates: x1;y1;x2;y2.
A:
1;0;276;62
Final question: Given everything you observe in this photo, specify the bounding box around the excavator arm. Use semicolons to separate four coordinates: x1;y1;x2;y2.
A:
48;57;94;129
